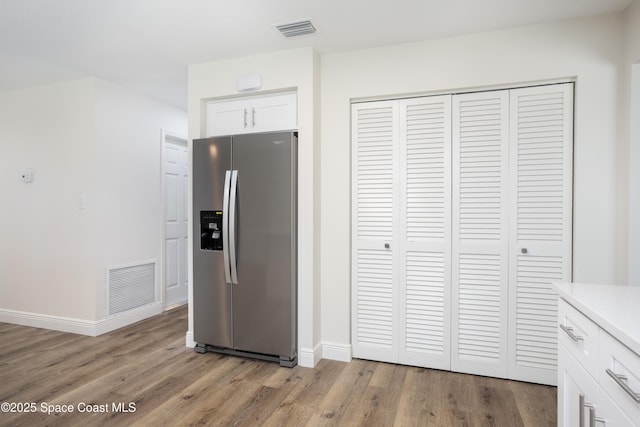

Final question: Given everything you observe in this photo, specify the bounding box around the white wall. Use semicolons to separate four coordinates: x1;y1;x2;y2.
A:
92;79;188;319
0;77;187;329
187;47;322;366
320;14;627;347
630;64;640;286
626;1;640;286
0;79;97;320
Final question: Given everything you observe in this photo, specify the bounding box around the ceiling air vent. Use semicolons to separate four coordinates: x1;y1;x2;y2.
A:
275;19;316;38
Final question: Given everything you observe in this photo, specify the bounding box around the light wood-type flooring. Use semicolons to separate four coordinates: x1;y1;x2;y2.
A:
0;305;556;426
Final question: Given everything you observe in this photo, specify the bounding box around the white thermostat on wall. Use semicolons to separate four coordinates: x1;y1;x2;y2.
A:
21;170;34;183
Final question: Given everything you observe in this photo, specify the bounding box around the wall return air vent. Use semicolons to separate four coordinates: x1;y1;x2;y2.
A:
107;260;156;315
275;19;316;37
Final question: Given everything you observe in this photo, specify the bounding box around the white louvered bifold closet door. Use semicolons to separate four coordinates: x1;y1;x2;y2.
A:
352;100;400;363
451;91;510;378
507;84;573;385
352;84;573;383
398;96;452;370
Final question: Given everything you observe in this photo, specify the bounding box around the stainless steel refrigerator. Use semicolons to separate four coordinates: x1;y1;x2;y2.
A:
192;131;297;367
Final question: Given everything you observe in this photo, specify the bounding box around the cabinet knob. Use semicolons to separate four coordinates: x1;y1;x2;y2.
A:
384;243;390;249
521;248;528;254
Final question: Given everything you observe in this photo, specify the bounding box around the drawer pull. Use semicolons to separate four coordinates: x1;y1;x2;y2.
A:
559;324;584;342
605;368;640;403
589;407;605;427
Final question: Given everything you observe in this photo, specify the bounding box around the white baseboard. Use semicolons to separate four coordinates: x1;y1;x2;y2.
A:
95;303;163;336
298;343;322;367
297;342;352;367
185;330;195;348
0;309;97;336
0;303;163;337
321;341;352;363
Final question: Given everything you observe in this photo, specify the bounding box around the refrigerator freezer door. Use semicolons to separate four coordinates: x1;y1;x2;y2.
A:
192;136;233;348
231;132;297;358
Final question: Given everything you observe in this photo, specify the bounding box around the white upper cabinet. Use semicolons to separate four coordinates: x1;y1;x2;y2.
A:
206;91;297;136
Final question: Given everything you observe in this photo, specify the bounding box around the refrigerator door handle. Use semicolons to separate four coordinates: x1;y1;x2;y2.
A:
229;170;239;284
222;170;232;284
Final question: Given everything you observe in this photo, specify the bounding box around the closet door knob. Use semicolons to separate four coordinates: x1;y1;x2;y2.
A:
384;243;390;249
521;248;528;254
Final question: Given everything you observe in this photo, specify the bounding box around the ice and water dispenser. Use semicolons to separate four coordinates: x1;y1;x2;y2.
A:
200;211;223;250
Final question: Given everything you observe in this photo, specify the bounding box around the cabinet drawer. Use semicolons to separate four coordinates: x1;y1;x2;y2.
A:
558;298;599;374
600;331;640;424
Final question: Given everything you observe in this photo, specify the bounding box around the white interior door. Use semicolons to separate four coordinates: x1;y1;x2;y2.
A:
451;90;510;378
398;95;452;370
163;132;189;307
351;100;400;363
351;84;573;383
507;83;573;384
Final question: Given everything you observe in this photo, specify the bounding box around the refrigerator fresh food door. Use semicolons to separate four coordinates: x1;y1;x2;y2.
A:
231;132;297;359
192;136;233;348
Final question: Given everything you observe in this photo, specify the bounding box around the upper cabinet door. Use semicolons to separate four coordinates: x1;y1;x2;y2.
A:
206;98;249;137
250;92;297;133
206;92;297;137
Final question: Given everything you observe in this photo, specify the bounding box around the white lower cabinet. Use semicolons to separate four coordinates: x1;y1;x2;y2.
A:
600;331;640;424
559;343;599;427
559;345;636;426
558;295;639;427
598;389;636;427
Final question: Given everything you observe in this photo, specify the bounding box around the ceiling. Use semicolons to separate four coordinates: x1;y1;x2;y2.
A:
0;0;634;110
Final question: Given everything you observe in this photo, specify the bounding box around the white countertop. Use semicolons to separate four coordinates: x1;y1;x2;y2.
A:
555;282;640;356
